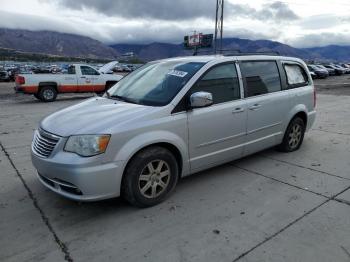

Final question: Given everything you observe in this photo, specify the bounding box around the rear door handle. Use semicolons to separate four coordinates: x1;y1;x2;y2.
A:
232;107;245;114
249;104;262;111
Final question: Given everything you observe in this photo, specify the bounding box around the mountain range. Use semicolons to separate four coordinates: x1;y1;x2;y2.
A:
0;28;119;59
0;28;349;62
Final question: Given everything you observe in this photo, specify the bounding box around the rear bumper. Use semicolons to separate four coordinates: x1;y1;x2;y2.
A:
307;111;316;131
14;85;38;94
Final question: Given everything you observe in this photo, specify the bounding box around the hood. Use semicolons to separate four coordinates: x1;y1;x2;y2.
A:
40;97;155;137
98;61;119;74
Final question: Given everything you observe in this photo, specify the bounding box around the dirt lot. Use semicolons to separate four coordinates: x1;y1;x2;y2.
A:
1;76;350;262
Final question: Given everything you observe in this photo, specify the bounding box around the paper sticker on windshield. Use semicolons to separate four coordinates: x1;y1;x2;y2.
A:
167;70;188;78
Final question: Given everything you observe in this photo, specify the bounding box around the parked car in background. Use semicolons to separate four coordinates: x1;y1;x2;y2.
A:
32;67;52;74
98;61;120;75
335;64;350;74
341;64;350;71
15;64;123;102
31;55;316;207
324;65;345;75
316;65;336;76
0;68;10;82
309;71;317;79
307;65;329;79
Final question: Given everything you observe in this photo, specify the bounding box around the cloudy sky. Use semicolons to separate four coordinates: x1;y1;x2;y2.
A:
0;0;349;47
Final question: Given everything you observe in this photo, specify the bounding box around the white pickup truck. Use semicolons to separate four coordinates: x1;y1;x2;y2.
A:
15;63;123;102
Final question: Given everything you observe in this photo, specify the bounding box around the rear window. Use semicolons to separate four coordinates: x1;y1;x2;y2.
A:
284;64;308;87
67;66;75;74
240;61;281;97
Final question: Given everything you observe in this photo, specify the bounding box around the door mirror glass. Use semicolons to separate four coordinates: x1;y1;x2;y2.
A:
190;92;213;108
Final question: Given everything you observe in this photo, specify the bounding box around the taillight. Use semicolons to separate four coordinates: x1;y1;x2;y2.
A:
16;76;25;85
313;86;316;108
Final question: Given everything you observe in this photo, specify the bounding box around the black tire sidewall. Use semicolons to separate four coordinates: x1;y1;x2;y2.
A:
281;117;306;152
123;147;178;207
39;86;57;102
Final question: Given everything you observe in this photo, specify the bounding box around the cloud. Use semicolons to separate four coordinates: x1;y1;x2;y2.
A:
3;0;349;48
298;14;343;30
55;0;217;21
54;0;298;23
290;32;350;48
228;1;299;22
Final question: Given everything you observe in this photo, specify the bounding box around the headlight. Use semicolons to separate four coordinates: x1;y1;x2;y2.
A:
64;135;110;157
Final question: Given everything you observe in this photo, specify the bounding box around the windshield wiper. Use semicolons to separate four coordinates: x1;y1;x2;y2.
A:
110;95;138;104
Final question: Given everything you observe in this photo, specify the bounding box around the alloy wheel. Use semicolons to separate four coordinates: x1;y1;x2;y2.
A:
43;89;54;100
138;160;171;199
288;123;302;149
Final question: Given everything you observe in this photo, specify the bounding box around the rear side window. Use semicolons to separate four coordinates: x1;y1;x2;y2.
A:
284;64;308;87
190;63;241;105
67;66;75;74
240;61;281;97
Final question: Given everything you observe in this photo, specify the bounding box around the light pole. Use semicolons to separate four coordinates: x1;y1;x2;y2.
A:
214;0;224;54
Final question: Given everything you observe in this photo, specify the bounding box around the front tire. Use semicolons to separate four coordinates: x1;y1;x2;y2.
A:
122;146;179;208
277;117;305;152
39;86;57;102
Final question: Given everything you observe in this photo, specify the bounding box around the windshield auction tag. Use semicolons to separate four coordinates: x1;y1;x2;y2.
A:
167;70;188;78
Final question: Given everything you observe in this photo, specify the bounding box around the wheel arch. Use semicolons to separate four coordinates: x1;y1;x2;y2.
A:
105;80;118;92
115;130;189;192
118;141;186;198
293;111;308;127
286;105;308;128
38;82;58;92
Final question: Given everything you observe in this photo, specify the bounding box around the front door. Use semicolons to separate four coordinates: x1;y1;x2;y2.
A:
78;66;103;92
187;62;247;172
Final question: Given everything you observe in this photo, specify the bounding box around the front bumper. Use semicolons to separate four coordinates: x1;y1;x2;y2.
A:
31;148;125;201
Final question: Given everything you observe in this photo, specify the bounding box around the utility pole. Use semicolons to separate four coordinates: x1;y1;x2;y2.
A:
214;0;224;54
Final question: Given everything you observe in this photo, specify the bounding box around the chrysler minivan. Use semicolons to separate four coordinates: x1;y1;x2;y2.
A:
31;55;316;207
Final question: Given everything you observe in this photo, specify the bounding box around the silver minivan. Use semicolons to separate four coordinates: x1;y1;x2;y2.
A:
31;55;316;207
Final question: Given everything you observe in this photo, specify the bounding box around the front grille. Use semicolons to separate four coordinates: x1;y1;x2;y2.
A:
32;129;60;158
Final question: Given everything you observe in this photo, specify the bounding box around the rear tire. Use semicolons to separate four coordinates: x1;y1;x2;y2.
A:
277;117;305;152
122;146;179;208
39;86;57;102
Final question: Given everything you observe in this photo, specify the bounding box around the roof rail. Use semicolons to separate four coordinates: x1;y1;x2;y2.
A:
192;49;281;56
222;51;281;56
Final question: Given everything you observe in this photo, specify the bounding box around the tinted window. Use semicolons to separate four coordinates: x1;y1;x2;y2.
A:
190;63;240;104
285;64;308;86
67;66;75;74
240;61;281;97
81;66;99;75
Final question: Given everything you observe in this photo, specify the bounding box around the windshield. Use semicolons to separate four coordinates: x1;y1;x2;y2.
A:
106;60;205;106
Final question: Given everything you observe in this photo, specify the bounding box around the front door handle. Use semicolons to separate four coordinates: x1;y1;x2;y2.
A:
232;107;245;114
249;104;262;111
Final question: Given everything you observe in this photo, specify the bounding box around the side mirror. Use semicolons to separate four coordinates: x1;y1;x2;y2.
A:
190;92;213;108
